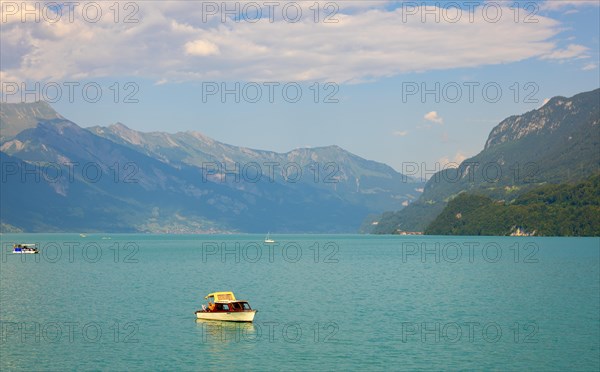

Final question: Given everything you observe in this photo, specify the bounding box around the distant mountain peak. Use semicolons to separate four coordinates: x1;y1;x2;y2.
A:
105;122;146;146
0;100;57;111
186;130;216;145
286;145;345;155
109;122;129;129
0;101;64;139
485;88;599;149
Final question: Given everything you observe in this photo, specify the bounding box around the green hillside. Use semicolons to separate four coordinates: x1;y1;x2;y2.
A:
425;174;600;236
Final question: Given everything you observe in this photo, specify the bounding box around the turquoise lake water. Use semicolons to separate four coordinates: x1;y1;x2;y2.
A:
1;234;598;371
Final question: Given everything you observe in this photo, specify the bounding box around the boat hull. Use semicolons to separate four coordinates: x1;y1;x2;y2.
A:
195;310;256;322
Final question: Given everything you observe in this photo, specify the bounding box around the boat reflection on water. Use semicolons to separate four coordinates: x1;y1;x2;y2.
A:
195;319;257;344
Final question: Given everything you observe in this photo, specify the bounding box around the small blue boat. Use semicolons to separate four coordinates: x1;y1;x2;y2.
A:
13;244;39;254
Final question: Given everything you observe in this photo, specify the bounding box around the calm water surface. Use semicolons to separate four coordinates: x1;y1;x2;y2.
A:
1;234;598;370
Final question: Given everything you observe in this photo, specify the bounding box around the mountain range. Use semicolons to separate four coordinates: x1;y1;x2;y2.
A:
2;88;598;234
372;88;600;234
0;102;423;233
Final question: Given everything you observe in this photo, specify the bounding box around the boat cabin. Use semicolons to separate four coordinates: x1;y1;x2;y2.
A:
203;291;253;313
210;301;253;312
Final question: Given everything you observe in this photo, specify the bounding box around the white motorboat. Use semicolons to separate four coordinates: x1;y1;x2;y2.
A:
195;291;257;322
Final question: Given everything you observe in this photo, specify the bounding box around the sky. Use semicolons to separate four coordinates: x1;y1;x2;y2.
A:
1;0;599;175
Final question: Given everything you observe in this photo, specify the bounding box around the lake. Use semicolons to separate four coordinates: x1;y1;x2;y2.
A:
1;234;598;370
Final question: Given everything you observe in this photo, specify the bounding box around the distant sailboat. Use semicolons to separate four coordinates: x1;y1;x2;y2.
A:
264;232;275;243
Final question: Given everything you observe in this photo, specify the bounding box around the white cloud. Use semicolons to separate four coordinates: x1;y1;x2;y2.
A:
393;130;408;137
542;1;600;11
424;111;443;124
582;63;598;71
540;44;589;60
0;2;583;84
438;152;468;168
184;39;220;56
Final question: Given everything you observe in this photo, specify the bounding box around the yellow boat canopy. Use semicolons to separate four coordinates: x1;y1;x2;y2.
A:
205;291;236;302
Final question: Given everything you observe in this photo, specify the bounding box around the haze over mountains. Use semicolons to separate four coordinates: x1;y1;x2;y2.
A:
0;102;422;233
2;88;598;235
373;88;600;234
